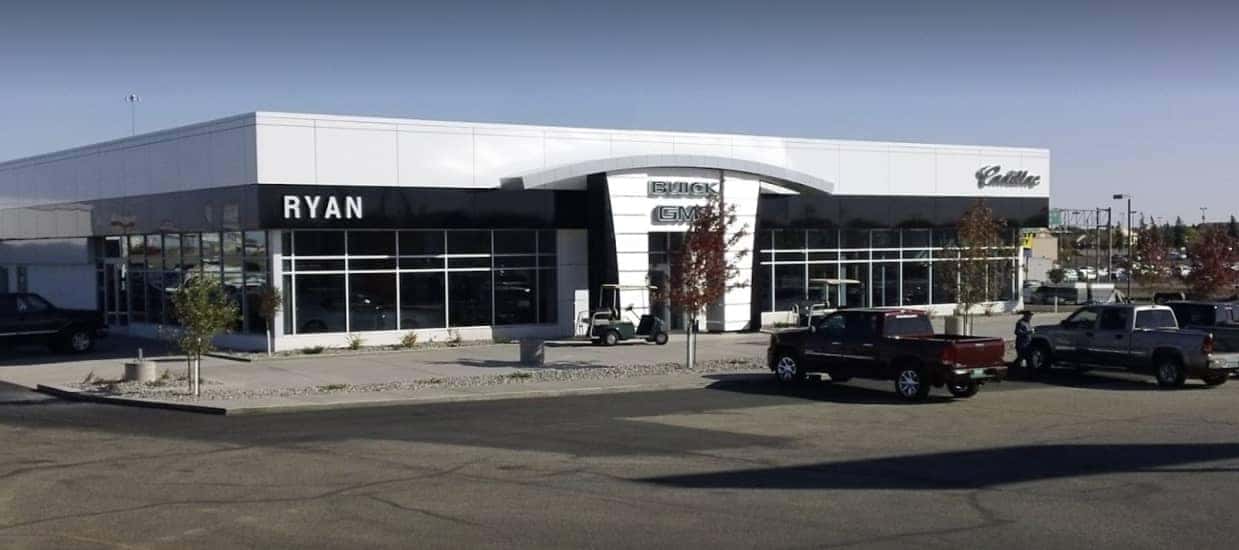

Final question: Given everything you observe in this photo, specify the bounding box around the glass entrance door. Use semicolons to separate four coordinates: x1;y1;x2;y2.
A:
101;261;128;326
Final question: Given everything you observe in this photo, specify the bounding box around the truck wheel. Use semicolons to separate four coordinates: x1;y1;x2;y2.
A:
1029;344;1053;373
602;330;620;347
948;381;979;398
895;366;931;401
1154;356;1187;388
1203;373;1229;387
653;332;669;345
773;353;805;384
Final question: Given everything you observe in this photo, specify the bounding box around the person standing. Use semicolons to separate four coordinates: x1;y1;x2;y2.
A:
1014;311;1034;369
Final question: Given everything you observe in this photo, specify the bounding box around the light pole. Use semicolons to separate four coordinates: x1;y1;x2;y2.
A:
126;93;140;136
1114;194;1133;301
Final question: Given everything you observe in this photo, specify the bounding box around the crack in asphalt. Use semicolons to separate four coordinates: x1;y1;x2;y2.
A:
0;460;482;533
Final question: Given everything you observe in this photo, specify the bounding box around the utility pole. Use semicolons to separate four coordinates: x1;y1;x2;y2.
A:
1114;195;1134;301
126;93;140;136
1200;207;1208;225
1106;207;1113;280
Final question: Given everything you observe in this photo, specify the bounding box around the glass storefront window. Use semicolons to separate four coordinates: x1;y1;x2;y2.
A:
904;262;931;305
295;274;346;333
449;271;492;327
840;230;868;249
144;235;163;271
399;231;444;255
447;231;491;255
244;270;268;334
773;264;805;311
494;268;537;325
932;262;958;304
773;230;804;250
494;230;537;254
400;272;446;329
181;233;201;272
244;231;267;258
294;231;344;256
840;263;869;308
348;231;395;256
222;232;243;257
807;229;838;250
348;273;397;331
872;262;900;307
201;232;222;261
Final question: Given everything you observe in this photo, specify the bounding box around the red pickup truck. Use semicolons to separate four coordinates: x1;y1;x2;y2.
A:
767;308;1008;401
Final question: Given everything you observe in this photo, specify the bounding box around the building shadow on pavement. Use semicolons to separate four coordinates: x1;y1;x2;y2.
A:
641;443;1239;490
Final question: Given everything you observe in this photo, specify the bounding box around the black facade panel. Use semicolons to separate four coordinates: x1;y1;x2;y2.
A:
256;185;587;230
757;195;1049;230
585;173;618;312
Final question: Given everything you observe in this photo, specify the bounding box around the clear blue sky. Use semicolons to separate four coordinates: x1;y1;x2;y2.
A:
2;0;1235;222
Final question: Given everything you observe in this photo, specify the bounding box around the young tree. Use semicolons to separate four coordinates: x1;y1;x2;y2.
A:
1131;224;1171;285
938;200;1005;334
1229;215;1239;239
255;284;283;356
1185;226;1238;299
669;196;748;369
172;275;239;396
1173;217;1187;249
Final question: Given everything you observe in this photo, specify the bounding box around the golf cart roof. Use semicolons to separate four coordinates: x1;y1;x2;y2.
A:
808;278;861;286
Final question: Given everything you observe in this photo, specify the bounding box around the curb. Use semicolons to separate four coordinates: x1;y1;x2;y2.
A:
31;375;757;416
35;385;228;415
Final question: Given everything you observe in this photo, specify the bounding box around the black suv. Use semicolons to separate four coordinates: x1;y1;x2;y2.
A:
0;293;107;353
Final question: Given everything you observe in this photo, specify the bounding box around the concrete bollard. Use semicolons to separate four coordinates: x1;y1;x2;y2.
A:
123;360;158;383
519;339;545;367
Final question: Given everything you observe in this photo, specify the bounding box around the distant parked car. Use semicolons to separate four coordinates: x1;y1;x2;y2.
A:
0;293;107;353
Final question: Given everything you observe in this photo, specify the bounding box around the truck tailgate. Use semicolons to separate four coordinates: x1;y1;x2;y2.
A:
941;337;1006;366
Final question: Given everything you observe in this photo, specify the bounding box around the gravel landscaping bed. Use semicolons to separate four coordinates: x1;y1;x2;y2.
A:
71;357;767;402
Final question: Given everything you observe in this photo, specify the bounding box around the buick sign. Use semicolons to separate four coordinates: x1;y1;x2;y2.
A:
976;165;1040;188
648;179;719;197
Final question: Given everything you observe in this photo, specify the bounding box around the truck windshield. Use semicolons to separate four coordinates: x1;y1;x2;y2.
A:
1135;309;1178;330
884;314;933;337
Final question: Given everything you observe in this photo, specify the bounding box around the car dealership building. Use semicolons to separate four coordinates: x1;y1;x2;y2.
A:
0;112;1049;350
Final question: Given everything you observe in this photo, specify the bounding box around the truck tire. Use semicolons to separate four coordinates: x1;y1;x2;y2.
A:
1154;356;1187;388
1028;344;1053;373
948;381;979;398
1203;373;1229;387
602;330;620;347
773;352;805;385
894;365;931;401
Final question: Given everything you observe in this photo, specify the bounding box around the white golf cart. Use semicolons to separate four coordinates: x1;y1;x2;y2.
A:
578;284;670;346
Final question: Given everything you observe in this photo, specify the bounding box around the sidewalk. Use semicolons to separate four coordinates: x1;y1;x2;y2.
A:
3;311;1069;414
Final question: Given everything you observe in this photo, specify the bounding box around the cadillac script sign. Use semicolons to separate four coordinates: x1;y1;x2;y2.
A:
975;165;1041;189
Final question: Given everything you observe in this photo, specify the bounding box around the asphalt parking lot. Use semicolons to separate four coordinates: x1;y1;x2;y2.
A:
1;364;1237;549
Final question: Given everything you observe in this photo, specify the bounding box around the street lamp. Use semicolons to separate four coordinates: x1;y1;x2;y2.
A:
1114;194;1133;301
